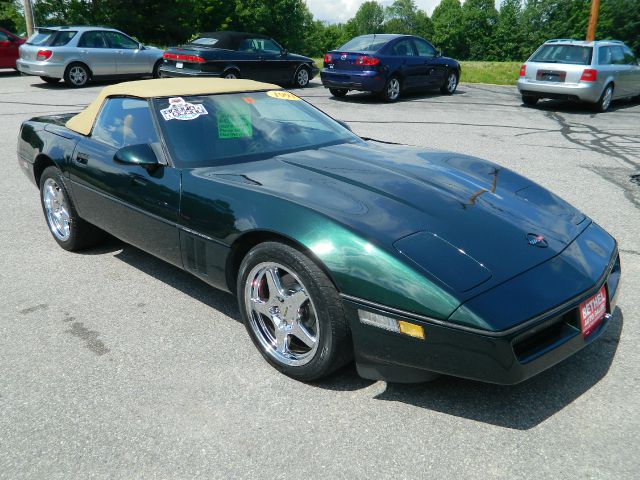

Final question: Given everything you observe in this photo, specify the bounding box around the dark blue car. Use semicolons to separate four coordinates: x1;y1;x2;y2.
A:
321;34;461;101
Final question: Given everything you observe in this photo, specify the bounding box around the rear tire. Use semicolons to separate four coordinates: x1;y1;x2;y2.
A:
522;95;538;107
40;76;60;84
380;75;401;102
237;242;352;381
593;84;614;112
329;88;348;98
223;70;240;79
63;62;90;88
39;166;103;251
152;60;163;79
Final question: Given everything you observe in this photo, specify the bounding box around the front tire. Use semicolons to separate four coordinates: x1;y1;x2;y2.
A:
593;84;614;112
380;75;401;102
40;76;60;84
329;88;348;98
440;71;458;95
39;166;103;251
64;62;90;88
293;66;310;88
522;95;538;106
237;242;352;381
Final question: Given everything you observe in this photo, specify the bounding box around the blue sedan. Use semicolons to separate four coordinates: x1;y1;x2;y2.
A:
321;34;461;101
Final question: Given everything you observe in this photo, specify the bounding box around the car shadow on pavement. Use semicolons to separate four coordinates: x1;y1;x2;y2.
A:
524;97;640;114
0;69;20;77
329;89;466;104
371;308;623;430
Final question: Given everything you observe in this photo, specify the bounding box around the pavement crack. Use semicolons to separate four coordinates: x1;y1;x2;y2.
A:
585;165;640;209
65;321;110;356
19;303;48;314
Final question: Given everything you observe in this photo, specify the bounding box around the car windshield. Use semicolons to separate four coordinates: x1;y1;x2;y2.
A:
338;35;395;52
531;44;593;65
27;29;55;45
153;91;361;168
190;37;219;46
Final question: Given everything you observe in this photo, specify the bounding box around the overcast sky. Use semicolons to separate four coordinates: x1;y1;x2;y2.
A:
306;0;443;24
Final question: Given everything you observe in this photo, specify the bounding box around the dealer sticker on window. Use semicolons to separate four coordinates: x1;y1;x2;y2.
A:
161;97;208;121
266;91;301;101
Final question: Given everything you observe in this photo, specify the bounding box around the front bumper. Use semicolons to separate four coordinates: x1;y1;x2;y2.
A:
517;78;603;103
16;58;66;78
320;68;386;92
346;228;621;384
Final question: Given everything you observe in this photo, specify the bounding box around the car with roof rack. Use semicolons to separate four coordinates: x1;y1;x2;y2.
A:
17;26;163;87
517;39;640;112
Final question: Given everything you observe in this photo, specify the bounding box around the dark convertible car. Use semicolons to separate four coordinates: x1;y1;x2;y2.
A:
18;78;620;384
321;34;461;101
160;31;319;88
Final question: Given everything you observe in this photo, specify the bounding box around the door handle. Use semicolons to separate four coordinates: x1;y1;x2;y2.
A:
131;175;149;187
80;49;88;54
76;152;89;164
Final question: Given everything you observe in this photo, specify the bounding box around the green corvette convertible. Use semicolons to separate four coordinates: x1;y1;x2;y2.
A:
17;78;620;384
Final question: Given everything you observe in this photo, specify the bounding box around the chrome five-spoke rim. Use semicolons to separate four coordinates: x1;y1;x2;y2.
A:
388;78;400;100
245;262;319;366
297;68;309;87
602;87;613;110
447;73;457;93
69;66;87;86
43;178;71;241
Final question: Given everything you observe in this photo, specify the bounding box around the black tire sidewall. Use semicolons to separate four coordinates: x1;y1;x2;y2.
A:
329;88;347;97
237;242;350;381
381;75;401;102
153;60;162;78
595;84;614;112
39;166;80;250
294;66;310;88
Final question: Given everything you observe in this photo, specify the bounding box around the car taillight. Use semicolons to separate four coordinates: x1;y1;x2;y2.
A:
37;49;52;61
324;53;333;63
519;64;526;76
580;69;598;82
355;55;380;66
162;52;205;63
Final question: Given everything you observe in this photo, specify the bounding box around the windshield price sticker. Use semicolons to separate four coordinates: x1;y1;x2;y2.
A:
161;97;208;121
266;91;301;101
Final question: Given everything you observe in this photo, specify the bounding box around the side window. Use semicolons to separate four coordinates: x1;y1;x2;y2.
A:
414;39;436;58
599;46;612;65
256;38;282;53
92;98;159;149
390;39;415;57
238;38;257;52
611;46;626;65
0;32;9;42
50;31;77;46
104;31;139;50
623;46;638;65
78;31;107;49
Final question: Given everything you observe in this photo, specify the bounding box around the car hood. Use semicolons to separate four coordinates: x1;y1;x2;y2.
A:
192;141;588;299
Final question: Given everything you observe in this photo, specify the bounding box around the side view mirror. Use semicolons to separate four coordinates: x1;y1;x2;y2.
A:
281;49;288;56
436;49;443;57
336;119;352;132
138;43;145;50
114;143;159;168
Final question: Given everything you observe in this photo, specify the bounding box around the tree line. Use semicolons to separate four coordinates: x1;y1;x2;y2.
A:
1;0;638;60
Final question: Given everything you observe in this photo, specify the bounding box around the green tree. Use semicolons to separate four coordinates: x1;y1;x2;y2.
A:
345;1;384;37
462;0;498;60
599;0;640;53
414;9;434;40
384;0;418;33
0;0;24;33
431;0;467;58
491;0;524;61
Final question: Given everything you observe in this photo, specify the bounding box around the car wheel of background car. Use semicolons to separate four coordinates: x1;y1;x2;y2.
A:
440;71;458;95
380;76;401;102
329;88;348;98
64;63;90;88
593;84;614;112
237;241;352;381
39;166;103;251
40;76;60;84
293;66;310;88
223;70;239;79
152;60;163;79
522;95;539;107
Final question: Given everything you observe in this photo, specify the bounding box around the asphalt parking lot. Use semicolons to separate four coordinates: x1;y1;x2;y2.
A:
1;71;639;479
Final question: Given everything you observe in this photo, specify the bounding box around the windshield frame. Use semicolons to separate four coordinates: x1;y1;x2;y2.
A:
150;91;363;169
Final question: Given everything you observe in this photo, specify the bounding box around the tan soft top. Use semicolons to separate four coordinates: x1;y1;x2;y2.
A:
65;77;280;136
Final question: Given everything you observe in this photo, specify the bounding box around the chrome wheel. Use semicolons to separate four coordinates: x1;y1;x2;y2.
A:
601;86;613;111
446;73;457;93
224;72;238;79
68;65;88;86
43;178;71;241
296;67;309;87
387;77;400;100
245;262;319;366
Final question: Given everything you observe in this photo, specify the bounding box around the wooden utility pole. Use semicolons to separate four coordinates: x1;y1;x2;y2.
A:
586;0;600;41
23;0;35;37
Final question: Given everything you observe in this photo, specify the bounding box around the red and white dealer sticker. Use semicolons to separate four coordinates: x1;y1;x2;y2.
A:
579;285;607;338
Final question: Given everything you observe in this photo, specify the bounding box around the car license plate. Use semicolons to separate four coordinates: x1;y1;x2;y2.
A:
579;285;607;337
176;62;183;69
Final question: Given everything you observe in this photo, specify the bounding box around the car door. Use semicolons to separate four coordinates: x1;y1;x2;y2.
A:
236;37;264;80
0;31;15;68
67;97;182;267
77;31;117;76
388;38;423;88
622;46;640;95
255;38;292;84
412;38;446;87
103;31;147;75
609;46;633;97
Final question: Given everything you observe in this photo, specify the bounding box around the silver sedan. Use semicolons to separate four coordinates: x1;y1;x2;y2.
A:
17;26;163;87
517;39;640;112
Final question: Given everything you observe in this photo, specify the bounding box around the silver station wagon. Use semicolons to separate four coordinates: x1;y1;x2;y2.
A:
517;39;640;112
17;26;163;87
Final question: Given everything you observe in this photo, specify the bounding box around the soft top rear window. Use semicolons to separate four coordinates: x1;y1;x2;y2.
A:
338;35;396;53
530;45;593;65
190;38;219;46
26;29;77;47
